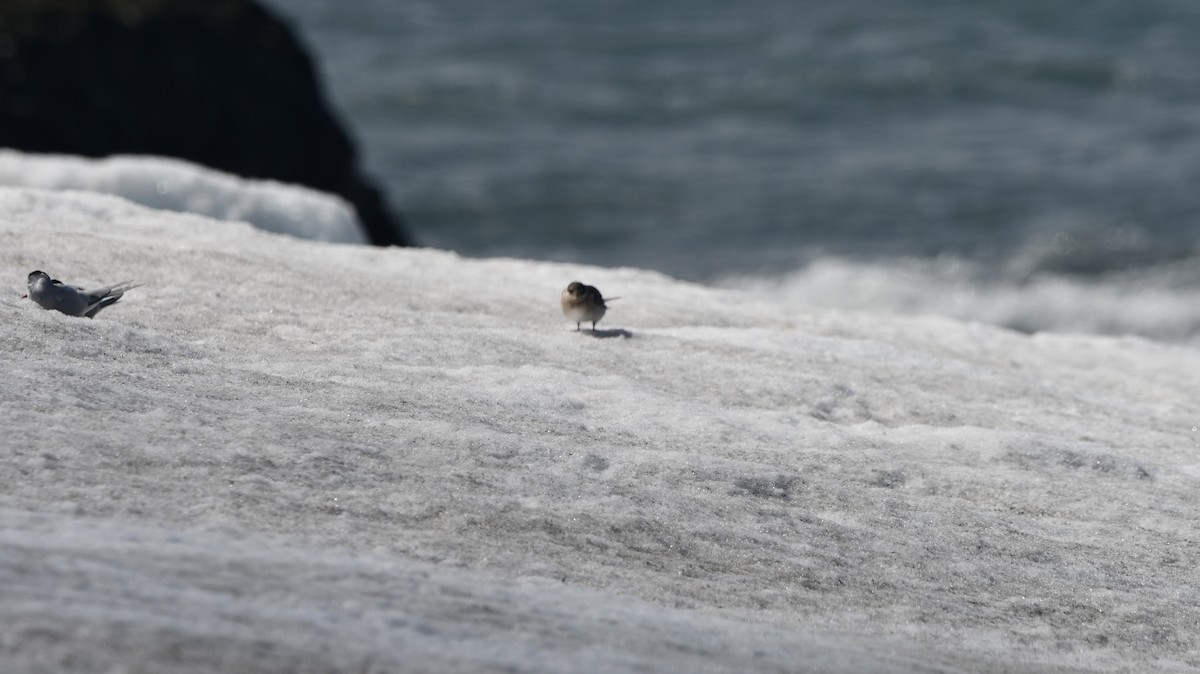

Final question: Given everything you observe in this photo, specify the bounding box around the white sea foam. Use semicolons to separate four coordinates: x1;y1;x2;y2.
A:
723;254;1200;346
0;149;366;244
2;163;1199;673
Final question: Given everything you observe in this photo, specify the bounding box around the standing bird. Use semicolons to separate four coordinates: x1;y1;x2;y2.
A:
561;281;612;331
22;270;140;318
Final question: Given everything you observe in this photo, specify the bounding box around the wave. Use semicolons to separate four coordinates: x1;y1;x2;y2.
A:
722;253;1200;346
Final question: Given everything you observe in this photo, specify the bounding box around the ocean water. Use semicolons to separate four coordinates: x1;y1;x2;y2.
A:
261;0;1200;339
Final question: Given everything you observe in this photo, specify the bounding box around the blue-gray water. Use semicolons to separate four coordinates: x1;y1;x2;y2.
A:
263;0;1200;334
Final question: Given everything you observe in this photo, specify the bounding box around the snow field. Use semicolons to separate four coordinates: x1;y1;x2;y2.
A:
2;182;1199;672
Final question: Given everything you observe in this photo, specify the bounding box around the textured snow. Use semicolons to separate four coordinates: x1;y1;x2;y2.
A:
0;150;366;244
2;180;1199;673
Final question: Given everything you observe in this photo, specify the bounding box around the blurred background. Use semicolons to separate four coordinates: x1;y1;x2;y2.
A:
261;0;1200;282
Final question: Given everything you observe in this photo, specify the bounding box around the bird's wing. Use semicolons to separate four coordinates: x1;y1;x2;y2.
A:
83;281;141;301
83;295;123;319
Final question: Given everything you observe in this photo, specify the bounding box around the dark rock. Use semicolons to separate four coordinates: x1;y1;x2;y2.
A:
0;0;410;246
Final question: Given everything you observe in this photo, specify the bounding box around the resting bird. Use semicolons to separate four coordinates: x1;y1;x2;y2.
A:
561;281;612;331
22;270;140;318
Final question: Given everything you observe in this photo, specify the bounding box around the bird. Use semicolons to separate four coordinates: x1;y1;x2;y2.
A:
561;281;613;331
21;270;140;318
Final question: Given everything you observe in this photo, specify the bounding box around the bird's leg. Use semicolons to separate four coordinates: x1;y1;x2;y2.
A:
576;322;581;331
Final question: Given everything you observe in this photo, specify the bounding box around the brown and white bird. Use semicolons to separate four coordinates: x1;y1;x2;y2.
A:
561;281;611;331
21;270;140;318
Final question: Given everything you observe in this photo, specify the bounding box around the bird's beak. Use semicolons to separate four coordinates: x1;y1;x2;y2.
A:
19;294;27;299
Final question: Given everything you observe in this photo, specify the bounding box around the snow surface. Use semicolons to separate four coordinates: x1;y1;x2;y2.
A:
0;150;366;244
2;180;1200;673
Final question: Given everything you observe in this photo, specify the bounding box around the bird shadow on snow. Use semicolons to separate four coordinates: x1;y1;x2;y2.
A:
582;328;633;339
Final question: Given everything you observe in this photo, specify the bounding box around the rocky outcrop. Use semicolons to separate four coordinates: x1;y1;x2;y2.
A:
0;0;410;246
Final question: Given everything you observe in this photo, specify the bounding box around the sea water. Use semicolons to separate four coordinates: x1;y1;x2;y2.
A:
261;0;1200;341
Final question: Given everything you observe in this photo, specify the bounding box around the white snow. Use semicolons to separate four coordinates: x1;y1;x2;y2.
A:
0;149;366;244
2;173;1199;673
